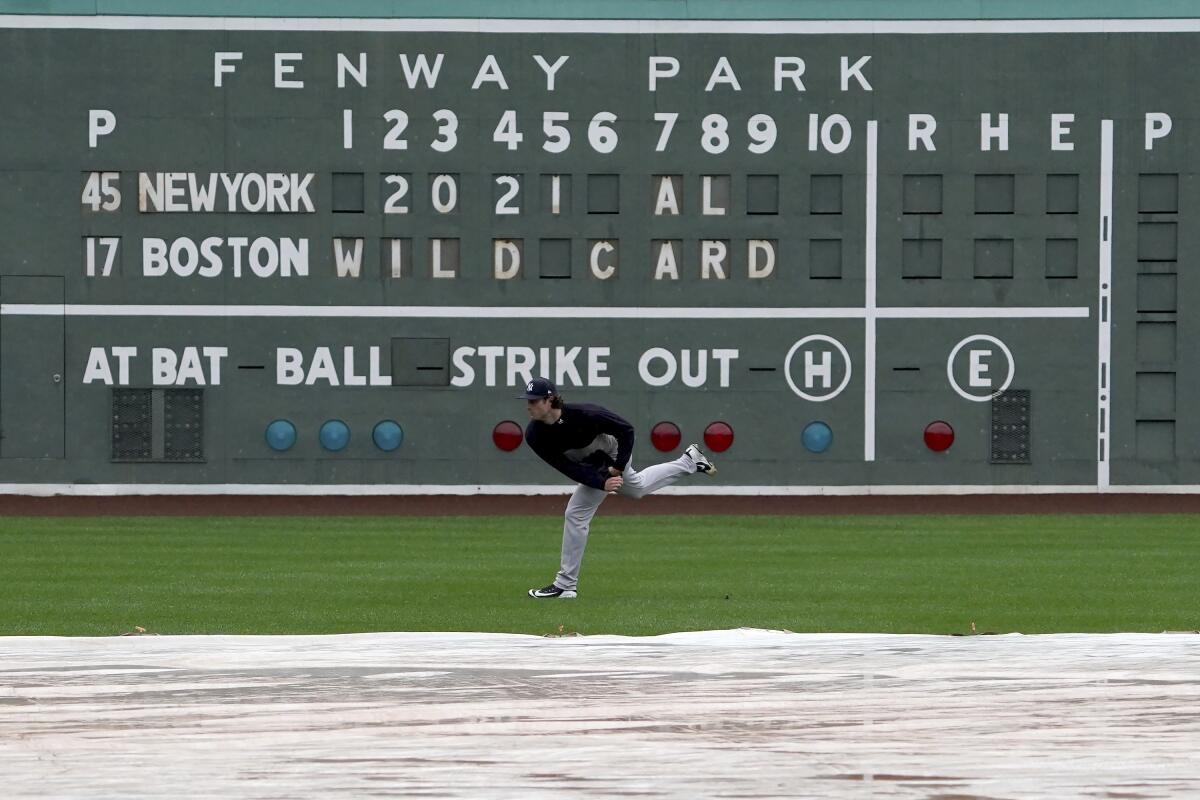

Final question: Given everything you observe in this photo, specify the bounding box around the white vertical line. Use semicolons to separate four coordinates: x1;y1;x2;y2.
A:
1098;120;1114;490
865;120;879;462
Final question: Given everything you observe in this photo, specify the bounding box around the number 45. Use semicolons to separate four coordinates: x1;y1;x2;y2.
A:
81;172;121;211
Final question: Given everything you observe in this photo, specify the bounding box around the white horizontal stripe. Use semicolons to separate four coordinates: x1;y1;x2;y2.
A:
1;303;865;319
0;483;1197;496
4;16;1200;34
0;304;1089;320
876;306;1090;319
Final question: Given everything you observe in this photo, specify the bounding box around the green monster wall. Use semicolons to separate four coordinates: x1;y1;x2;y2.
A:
0;3;1195;493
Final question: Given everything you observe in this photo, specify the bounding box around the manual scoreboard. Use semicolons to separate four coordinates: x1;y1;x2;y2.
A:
0;15;1195;492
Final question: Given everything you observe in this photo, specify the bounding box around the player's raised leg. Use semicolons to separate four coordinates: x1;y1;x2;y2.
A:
620;443;716;499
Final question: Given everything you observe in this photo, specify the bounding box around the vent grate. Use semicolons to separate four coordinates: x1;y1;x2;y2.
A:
111;388;153;461
163;388;204;462
991;389;1031;464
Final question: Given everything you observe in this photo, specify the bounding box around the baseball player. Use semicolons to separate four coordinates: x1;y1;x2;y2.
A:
518;377;715;599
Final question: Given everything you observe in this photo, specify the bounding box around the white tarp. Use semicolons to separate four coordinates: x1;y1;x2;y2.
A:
2;629;1198;798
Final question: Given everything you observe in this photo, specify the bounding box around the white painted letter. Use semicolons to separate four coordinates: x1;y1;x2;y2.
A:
337;52;367;88
654;176;680;216
554;346;583;387
532;54;568;90
840;55;872;91
648;56;679;91
638;347;676;387
1051;113;1075;151
152;348;178;386
274;53;304;89
1145;112;1172;150
969;350;992;387
701;241;728;280
590;241;616;280
981;113;1009;151
705;57;742;91
450;346;475;387
111;347;136;385
748;240;775;279
508;347;536;387
213;52;242;87
909;113;936;152
332;238;363;278
773;57;806;91
471;54;509;90
805;350;833;389
431;239;456;278
654;241;679;281
398;53;444;89
277;348;304;386
712;348;738;387
702;176;726;216
88;110;115;148
494;240;521;279
82;347;114;384
588;347;610;387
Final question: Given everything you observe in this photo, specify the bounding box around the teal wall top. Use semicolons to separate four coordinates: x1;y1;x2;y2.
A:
2;0;1200;20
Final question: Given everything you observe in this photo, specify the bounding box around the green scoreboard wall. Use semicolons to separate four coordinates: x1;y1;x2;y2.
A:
0;6;1196;494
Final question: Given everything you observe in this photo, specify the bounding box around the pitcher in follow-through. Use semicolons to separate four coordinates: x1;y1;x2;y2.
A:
518;377;716;599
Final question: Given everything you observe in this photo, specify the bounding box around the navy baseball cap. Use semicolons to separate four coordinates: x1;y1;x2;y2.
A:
517;377;557;399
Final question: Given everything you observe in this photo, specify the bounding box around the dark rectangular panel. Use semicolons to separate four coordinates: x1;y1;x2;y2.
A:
332;172;364;213
1137;222;1177;262
1045;238;1078;278
1138;174;1178;213
1137;274;1177;312
1045;174;1079;214
1136;420;1175;460
975;238;1014;278
809;239;842;279
810;174;842;214
1136;322;1176;363
902;174;942;214
539;238;571;278
1136;372;1175;418
746;174;779;215
902;239;942;278
0;276;64;459
975;174;1014;214
391;337;450;387
587;174;619;214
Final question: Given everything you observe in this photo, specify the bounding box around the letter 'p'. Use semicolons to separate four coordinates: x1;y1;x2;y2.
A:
88;110;115;148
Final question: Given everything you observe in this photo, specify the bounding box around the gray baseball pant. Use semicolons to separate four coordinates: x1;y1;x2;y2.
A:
554;454;694;591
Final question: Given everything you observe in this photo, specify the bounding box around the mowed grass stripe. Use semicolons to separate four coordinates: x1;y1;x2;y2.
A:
1;514;1197;636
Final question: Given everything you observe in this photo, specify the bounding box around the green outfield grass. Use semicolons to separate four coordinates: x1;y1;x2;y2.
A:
1;514;1197;636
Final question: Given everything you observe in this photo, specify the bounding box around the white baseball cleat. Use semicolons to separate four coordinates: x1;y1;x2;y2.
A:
684;443;716;475
528;583;577;599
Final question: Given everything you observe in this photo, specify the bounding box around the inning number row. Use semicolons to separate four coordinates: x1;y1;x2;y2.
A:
344;109;853;154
